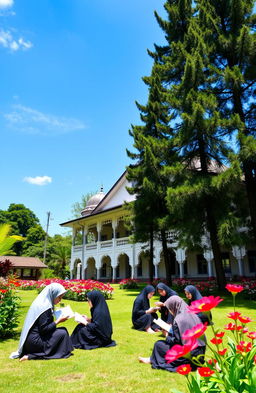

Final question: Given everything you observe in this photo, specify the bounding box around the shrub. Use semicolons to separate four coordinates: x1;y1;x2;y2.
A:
0;286;20;338
119;278;139;289
0;259;13;278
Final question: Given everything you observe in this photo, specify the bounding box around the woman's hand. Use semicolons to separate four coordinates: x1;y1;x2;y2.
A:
146;307;158;314
55;315;69;325
155;301;164;307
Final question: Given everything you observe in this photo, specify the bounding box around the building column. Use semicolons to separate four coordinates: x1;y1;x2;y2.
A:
97;222;102;242
232;246;246;277
76;263;81;279
175;248;186;279
72;228;76;246
96;267;100;280
112;219;117;239
83;226;88;245
203;249;214;277
112;265;117;282
154;264;158;280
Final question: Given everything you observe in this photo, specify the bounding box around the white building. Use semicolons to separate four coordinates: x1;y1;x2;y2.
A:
60;171;256;281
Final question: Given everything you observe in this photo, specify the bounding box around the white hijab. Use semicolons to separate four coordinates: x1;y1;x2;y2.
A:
10;283;66;359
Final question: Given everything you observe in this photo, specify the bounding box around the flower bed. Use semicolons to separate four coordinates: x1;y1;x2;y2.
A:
168;284;256;393
0;278;20;338
17;278;114;300
119;278;139;289
172;278;218;295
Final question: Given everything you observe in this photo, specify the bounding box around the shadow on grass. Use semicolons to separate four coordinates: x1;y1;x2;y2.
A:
0;331;20;343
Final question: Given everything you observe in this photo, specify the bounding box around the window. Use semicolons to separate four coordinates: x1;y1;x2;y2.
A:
101;263;107;277
101;234;107;241
197;254;208;275
137;259;143;277
248;250;256;273
116;265;120;278
221;252;231;274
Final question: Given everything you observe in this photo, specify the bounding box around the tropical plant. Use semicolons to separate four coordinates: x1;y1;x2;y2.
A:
0;224;23;256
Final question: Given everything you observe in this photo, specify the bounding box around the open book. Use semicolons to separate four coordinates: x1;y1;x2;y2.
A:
153;318;172;332
54;305;74;319
74;312;88;325
54;306;88;324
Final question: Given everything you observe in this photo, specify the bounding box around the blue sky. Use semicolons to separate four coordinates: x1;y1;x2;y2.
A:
1;0;166;236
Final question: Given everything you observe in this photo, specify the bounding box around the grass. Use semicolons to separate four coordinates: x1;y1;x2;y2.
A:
0;285;256;393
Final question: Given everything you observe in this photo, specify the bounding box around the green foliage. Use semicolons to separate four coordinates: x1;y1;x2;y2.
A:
0;288;20;338
0;224;23;256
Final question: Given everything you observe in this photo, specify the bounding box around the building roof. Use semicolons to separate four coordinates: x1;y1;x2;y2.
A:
0;256;47;268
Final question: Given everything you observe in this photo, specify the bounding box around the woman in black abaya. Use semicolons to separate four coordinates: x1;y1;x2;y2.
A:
132;285;159;333
139;295;206;372
155;283;177;323
10;283;73;361
71;290;116;350
184;285;212;325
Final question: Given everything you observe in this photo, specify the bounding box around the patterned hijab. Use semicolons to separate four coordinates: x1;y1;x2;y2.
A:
10;283;66;359
164;295;206;346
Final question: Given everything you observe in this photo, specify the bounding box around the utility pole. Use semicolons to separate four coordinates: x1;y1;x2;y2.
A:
43;211;51;265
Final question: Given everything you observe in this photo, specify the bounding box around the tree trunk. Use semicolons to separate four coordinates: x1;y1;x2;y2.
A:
205;203;226;290
161;230;172;286
148;228;154;284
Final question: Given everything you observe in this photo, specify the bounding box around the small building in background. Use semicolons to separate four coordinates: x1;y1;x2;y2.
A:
1;256;47;280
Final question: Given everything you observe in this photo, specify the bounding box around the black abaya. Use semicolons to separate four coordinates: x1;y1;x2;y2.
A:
21;309;73;360
132;285;158;331
150;322;205;372
71;290;116;350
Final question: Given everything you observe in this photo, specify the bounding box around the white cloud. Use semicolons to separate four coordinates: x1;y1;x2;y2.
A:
0;29;32;51
0;0;13;9
5;104;86;135
23;176;52;186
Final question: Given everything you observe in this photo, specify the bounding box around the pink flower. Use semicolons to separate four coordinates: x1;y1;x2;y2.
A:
226;284;243;294
224;323;236;331
182;323;207;341
165;339;198;363
188;296;223;314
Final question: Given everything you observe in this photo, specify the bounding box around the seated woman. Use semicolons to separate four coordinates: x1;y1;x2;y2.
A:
10;283;73;361
184;285;212;325
132;285;159;333
139;295;206;372
71;290;116;350
155;283;177;323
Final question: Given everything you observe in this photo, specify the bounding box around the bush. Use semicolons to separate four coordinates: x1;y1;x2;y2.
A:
119;278;139;289
0;286;20;338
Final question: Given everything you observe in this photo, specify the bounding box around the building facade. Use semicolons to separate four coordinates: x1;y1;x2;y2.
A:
60;172;256;281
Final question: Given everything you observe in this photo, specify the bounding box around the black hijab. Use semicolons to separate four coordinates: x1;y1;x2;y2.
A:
134;285;155;311
87;290;113;341
184;285;202;304
156;283;177;302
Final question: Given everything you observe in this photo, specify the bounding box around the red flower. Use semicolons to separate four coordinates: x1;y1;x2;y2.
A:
188;296;223;314
165;339;198;363
218;348;227;356
215;331;225;338
198;367;215;377
176;364;192;375
224;323;236;331
210;337;223;345
236;341;252;354
208;358;217;365
247;332;256;340
237;316;253;324
227;311;241;320
182;323;207;341
225;284;243;294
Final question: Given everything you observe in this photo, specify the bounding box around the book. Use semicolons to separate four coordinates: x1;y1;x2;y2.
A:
54;305;74;319
153;318;172;332
74;312;88;325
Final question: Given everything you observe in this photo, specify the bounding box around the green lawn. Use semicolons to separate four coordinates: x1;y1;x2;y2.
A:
1;285;256;393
